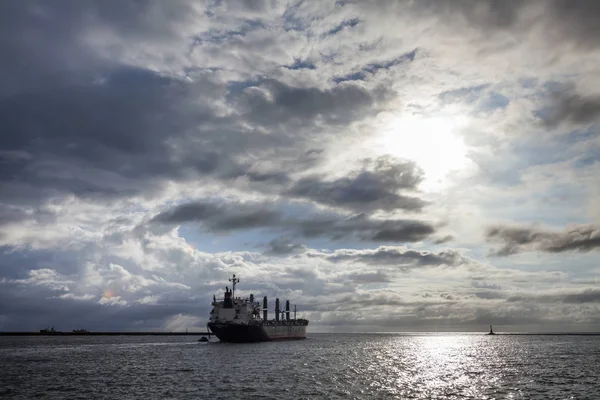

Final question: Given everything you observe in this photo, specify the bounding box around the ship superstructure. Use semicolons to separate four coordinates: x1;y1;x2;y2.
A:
207;274;308;342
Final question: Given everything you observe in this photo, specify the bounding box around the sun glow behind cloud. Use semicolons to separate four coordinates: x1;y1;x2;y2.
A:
370;114;472;191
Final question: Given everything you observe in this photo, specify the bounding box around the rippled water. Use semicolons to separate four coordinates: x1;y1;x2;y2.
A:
1;333;599;399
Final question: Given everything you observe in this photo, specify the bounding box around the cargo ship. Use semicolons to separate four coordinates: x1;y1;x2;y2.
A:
207;274;308;343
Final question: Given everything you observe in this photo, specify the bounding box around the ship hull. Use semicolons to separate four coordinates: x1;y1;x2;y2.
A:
207;323;306;343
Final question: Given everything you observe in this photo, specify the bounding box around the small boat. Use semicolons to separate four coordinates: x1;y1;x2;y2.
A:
198;337;209;342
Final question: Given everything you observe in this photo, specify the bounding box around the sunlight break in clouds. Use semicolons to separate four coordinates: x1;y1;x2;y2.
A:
370;113;472;191
0;0;600;333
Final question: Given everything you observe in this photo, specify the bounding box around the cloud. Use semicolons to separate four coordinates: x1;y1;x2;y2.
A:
151;198;438;243
264;237;307;256
543;0;600;50
1;0;600;333
342;270;392;283
507;288;600;304
367;221;436;242
0;234;227;331
486;224;600;256
238;78;390;127
433;235;454;244
0;67;228;204
0;1;199;95
310;246;467;269
0;232;596;332
411;0;600;51
471;280;502;290
324;18;361;37
295;213;437;243
288;156;427;212
151;201;282;231
6;268;74;292
541;86;600;127
415;0;524;31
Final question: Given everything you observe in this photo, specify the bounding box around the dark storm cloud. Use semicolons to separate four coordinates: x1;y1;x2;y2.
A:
0;1;238;209
151;201;282;232
542;87;600;127
263;237;307;256
288;156;427;212
419;0;523;30
238;78;385;126
486;224;600;256
543;0;600;49
314;246;465;268
0;67;235;205
433;235;454;244
296;213;436;243
507;288;600;304
409;0;600;50
560;289;600;304
0;0;197;96
370;223;435;242
152;201;437;243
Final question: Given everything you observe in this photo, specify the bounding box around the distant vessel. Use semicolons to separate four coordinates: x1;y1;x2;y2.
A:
207;274;309;343
487;325;496;335
40;326;57;334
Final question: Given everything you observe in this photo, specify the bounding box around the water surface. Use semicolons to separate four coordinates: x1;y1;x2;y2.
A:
1;333;598;399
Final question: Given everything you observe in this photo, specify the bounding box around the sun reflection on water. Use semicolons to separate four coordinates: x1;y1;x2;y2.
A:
357;334;510;399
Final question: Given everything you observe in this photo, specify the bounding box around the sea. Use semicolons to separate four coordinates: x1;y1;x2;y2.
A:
1;333;599;399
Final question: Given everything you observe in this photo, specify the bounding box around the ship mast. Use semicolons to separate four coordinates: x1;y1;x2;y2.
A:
229;274;239;299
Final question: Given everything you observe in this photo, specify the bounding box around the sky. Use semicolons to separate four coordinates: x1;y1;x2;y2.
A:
1;0;600;333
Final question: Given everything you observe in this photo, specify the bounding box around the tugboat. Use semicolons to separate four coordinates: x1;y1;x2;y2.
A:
207;274;309;343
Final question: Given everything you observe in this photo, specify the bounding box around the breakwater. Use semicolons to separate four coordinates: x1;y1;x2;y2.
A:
0;331;211;336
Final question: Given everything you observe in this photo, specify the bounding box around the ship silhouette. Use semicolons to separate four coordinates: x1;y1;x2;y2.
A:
207;274;309;343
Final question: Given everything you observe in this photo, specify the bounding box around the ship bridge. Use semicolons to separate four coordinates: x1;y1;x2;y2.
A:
209;275;262;324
